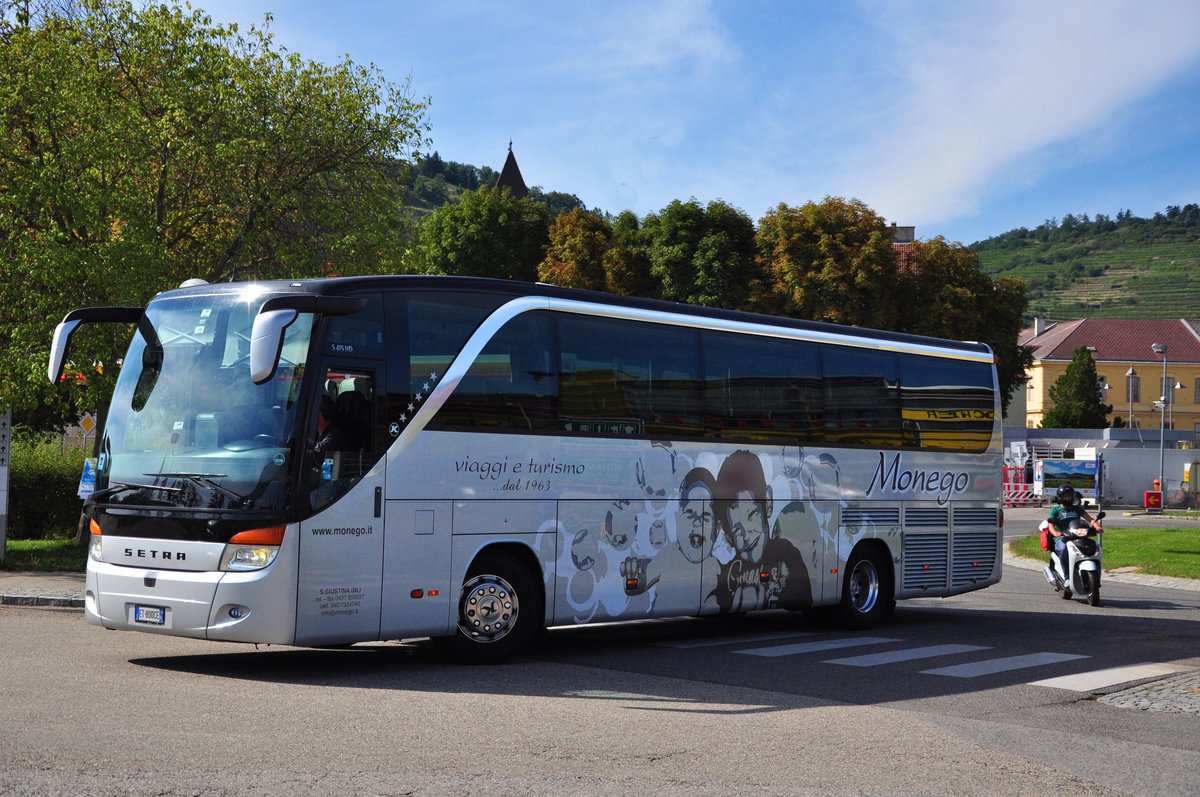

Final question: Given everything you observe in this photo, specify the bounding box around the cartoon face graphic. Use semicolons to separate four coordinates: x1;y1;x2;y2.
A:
678;482;714;563
726;494;767;564
570;528;598;571
637;443;677;512
603;499;637;552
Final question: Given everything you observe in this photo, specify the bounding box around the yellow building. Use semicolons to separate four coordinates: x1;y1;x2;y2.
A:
1021;318;1200;440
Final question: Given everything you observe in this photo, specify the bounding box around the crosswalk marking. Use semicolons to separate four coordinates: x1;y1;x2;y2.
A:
921;652;1087;678
1029;662;1190;691
825;644;991;667
734;636;898;658
659;631;816;649
656;631;1184;691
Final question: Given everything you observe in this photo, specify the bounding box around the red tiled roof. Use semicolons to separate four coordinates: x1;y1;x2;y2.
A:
1023;319;1200;363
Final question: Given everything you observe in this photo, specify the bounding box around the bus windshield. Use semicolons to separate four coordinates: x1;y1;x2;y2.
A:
97;290;314;516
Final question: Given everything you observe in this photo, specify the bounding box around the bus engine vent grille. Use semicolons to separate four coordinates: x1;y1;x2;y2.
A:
952;532;998;585
903;533;948;590
842;506;901;527
904;507;949;527
953;507;999;527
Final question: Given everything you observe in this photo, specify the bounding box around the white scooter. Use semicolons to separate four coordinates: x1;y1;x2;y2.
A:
1042;511;1105;606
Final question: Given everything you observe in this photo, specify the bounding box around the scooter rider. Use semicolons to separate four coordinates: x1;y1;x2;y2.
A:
1047;485;1101;577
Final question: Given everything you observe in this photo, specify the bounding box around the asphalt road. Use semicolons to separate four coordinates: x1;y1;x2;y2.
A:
3;550;1198;796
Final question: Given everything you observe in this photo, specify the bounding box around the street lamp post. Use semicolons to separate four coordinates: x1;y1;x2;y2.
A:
1125;365;1137;428
1152;343;1167;495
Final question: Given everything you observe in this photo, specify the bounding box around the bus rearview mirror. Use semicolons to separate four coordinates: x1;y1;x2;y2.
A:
250;309;299;385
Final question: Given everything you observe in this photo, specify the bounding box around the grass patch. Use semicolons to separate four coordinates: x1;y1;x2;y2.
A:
3;538;88;572
1009;526;1200;580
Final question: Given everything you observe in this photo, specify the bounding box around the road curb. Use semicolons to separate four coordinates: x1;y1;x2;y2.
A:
1;594;84;609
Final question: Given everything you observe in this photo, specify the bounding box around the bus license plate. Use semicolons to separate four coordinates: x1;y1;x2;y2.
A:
133;605;165;625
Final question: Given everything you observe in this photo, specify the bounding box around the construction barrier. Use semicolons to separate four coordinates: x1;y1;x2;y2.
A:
1003;483;1042;506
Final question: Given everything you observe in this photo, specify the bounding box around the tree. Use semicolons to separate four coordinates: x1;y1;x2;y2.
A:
640;199;760;309
538;209;610;291
1042;347;1112;428
603;211;651;297
756;197;900;328
895;237;1032;414
408;187;548;282
0;0;429;425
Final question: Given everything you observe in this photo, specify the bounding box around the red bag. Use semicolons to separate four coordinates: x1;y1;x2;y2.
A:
1039;525;1052;551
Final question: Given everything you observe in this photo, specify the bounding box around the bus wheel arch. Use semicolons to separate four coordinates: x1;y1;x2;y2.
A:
836;541;894;629
443;544;545;664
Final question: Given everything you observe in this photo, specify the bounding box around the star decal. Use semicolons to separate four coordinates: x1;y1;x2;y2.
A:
395;371;440;436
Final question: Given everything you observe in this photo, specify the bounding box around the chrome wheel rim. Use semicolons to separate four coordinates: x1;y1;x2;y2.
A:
458;574;518;643
848;558;880;614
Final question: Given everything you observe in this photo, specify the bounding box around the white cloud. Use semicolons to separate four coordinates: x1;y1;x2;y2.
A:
854;0;1200;228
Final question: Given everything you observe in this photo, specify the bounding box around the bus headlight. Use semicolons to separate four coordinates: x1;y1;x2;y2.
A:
220;545;279;571
219;526;285;572
89;518;103;562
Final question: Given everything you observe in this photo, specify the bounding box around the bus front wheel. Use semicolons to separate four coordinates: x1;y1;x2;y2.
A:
445;550;542;664
836;548;890;629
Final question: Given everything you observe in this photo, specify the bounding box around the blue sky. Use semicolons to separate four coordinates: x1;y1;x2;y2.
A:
193;0;1200;245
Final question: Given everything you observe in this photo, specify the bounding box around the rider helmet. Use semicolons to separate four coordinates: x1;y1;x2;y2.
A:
1055;485;1076;505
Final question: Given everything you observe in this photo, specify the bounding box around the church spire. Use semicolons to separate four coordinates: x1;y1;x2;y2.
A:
495;142;528;199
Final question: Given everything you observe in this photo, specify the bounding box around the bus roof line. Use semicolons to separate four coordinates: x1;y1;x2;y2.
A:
539;296;993;363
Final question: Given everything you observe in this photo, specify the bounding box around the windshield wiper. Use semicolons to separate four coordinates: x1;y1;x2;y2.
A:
146;472;251;508
89;481;185;502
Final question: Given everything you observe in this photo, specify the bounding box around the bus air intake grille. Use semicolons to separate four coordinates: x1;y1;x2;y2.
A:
953;507;999;527
903;533;948;590
952;533;998;585
842;507;900;527
904;507;949;527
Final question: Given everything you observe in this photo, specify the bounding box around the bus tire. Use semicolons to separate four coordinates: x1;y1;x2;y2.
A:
836;547;889;629
445;550;542;664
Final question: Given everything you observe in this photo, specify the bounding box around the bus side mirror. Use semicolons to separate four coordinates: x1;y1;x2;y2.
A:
250;309;298;385
48;318;84;384
249;294;367;384
47;306;144;385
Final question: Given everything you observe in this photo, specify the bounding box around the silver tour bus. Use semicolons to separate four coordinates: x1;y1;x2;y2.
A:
49;276;1003;663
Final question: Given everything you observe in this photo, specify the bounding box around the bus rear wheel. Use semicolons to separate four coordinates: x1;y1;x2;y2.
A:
445;550;542;664
836;548;889;629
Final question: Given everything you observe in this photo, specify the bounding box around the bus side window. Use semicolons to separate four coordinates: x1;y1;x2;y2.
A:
433;311;558;431
822;345;901;447
557;315;702;438
701;331;823;443
899;354;995;452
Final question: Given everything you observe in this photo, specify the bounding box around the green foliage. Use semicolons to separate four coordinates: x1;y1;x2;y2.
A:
641;199;761;309
539;209;611;291
1010;526;1200;580
756;198;899;328
972;205;1200;320
7;434;87;540
408;187;548;281
1042;346;1112;428
0;0;430;421
2;538;88;571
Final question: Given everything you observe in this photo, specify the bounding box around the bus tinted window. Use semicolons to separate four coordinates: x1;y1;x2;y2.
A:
899;354;995;452
325;294;385;358
702;331;823;443
434;311;558;431
558;316;702;438
822;345;904;447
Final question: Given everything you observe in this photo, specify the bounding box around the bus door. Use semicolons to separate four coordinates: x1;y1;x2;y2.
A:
296;352;387;644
